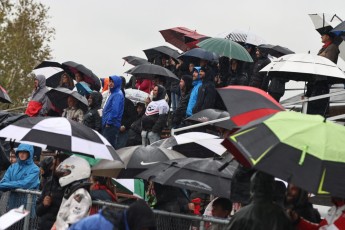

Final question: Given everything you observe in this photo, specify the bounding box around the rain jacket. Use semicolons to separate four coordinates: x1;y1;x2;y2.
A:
55;180;92;230
126;105;146;146
25;74;51;117
135;79;153;94
121;90;137;131
0;143;40;191
102;75;124;128
186;67;202;117
62;107;84;123
83;92;103;132
248;56;271;90
227;172;293;230
318;42;340;64
141;85;169;133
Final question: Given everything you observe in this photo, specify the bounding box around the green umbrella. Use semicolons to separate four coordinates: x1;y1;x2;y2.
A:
197;38;253;62
222;111;345;198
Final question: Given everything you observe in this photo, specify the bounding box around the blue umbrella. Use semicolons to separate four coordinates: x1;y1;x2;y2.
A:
178;48;219;62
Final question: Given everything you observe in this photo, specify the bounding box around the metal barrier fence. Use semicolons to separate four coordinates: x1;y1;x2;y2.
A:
0;189;230;230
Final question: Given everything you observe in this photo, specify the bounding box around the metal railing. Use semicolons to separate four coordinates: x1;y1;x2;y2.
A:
0;189;230;230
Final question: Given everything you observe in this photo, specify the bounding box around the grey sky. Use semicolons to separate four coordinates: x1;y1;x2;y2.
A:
43;0;345;81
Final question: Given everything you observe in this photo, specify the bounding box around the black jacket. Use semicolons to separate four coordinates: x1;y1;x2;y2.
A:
249;56;271;90
121;95;137;130
83;92;102;132
192;71;217;114
228;70;249;86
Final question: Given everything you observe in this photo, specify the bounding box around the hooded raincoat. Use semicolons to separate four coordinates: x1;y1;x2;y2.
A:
83;92;103;132
186;67;202;117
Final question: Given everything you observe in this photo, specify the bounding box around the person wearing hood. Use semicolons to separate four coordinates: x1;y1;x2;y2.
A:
39;156;54;190
68;199;157;230
192;66;217;114
83;91;103;133
186;67;203;117
141;84;169;146
248;47;271;90
115;76;137;149
102;75;124;148
126;102;146;147
25;74;51;117
172;74;193;128
227;171;293;230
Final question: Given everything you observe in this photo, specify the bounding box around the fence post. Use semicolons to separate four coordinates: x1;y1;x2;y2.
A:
23;193;32;230
199;220;205;230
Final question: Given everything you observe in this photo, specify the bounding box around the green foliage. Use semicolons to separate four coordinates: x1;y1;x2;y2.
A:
0;0;55;110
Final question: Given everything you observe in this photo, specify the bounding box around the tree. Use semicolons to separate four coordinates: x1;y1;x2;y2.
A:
0;0;54;110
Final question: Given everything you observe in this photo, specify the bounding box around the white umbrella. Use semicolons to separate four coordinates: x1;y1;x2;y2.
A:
32;66;64;88
125;88;149;105
220;28;266;46
259;53;345;83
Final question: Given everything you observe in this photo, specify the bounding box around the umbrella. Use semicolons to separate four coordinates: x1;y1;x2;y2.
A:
197;38;253;62
33;66;65;88
143;46;181;63
75;82;92;96
46;87;89;112
178;48;219;62
92;145;186;178
220;28;266;46
186;109;234;130
217;86;285;126
331;21;345;36
122;56;150;66
125;88;149;105
258;44;295;58
125;63;179;81
159;27;210;51
62;61;101;91
151;132;227;157
222;111;345;198
0;85;12;103
0;117;122;161
259;53;345;83
137;157;238;198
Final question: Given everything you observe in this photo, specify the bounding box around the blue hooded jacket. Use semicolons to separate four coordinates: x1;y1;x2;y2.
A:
102;75;124;128
186;67;202;117
0;143;40;190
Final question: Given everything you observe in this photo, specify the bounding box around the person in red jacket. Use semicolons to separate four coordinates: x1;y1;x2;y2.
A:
135;79;153;94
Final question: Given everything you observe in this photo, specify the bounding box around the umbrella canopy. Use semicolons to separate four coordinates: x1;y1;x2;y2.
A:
186;109;234;130
94;145;186;178
0;117;121;161
222;111;345;198
137;157;238;198
197;38;253;62
217;86;285;126
125;63;179;81
159;27;210;51
259;53;345;83
33;61;66;88
46;87;89;112
151;132;227;157
258;44;295;58
331;21;345;36
125;88;149;105
222;28;266;46
122;56;150;66
0;85;12;103
62;61;101;91
143;46;181;63
178;48;219;62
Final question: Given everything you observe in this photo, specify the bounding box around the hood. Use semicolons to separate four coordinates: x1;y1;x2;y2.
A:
250;171;274;202
153;84;166;101
35;74;46;89
126;199;157;230
89;91;103;109
15;143;34;165
193;67;201;81
109;75;122;93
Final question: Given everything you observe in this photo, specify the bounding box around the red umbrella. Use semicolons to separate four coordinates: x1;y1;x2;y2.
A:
159;27;209;51
217;86;285;126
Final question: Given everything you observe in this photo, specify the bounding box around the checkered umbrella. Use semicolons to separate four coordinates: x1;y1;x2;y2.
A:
0;117;122;161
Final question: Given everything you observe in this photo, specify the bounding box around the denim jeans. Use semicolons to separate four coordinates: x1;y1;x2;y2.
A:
141;131;160;146
102;125;120;148
170;92;180;112
115;130;129;149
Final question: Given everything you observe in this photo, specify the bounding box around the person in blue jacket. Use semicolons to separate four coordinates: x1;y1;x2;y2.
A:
102;75;124;148
186;67;202;117
0;143;40;191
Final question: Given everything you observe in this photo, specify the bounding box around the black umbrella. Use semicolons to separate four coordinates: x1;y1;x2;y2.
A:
143;46;181;63
186;109;234;130
178;48;219;62
125;63;179;81
0;117;122;161
33;61;67;88
123;56;150;66
46;87;89;112
258;44;295;58
96;145;185;178
62;61;101;91
0;85;12;103
137;157;238;198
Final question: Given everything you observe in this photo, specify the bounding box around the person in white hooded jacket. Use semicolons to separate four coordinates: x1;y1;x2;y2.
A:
51;155;92;230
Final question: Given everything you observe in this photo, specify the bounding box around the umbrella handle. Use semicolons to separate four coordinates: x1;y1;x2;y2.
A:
218;157;235;172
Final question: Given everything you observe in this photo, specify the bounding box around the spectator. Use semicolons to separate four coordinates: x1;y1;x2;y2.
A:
83;92;103;133
102;75;124;148
207;197;232;230
52;155;92;230
89;176;117;215
38;156;54;190
215;56;230;88
141;85;169;146
186;67;202;117
126;102;146;146
25;74;51;117
267;78;288;102
62;96;84;123
100;77;109;93
68;199;156;230
228;59;249;86
248;47;271;90
135;79;153;94
59;72;74;90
